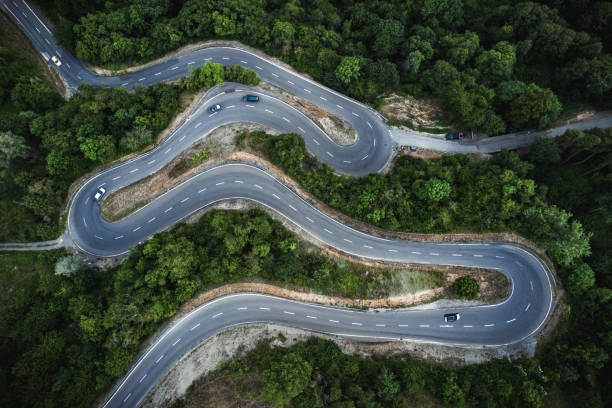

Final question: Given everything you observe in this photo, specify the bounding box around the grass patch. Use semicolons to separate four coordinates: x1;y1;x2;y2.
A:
378;269;445;296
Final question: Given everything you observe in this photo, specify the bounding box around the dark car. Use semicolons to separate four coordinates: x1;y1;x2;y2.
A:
445;133;460;140
208;104;222;113
444;313;460;322
242;94;260;103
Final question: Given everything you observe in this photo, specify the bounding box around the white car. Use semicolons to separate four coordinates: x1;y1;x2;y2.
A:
51;56;62;67
94;187;106;201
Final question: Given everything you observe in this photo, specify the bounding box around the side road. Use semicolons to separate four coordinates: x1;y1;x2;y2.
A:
391;112;612;152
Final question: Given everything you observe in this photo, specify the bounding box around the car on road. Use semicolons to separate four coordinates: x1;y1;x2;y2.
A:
51;56;62;67
445;133;460;140
94;187;106;201
208;104;222;113
409;145;418;152
444;313;460;322
242;94;259;103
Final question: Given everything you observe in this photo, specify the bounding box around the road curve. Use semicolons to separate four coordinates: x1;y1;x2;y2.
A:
3;2;557;408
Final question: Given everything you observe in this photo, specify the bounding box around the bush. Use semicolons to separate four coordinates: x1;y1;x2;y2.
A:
452;276;479;299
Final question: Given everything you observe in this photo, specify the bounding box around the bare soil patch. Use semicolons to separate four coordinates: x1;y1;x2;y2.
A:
379;93;447;131
258;80;357;145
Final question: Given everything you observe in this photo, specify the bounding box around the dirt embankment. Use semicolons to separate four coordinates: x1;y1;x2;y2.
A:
379;93;447;131
141;323;534;408
258;80;357;145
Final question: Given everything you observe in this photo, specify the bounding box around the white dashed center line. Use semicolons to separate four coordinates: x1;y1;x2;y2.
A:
172;338;181;346
271;73;279;77
129;168;138;173
164;148;172;154
367;121;372;128
254;184;263;189
320;96;327;101
212;313;223;318
298;127;305;133
198;188;207;193
133;226;141;232
344;238;353;243
154;72;161;76
351;322;362;326
138;77;146;81
324;228;333;234
329;319;339;323
306;315;317;319
363;245;373;249
255;66;262;70
289;204;297;211
282;117;290;122
335;104;344;109
272;193;281;199
112;176;121;181
155;355;164;363
147;159;156;165
216;182;225;186
190;323;201;331
148;217;156;223
305;217;314;223
164;207;173;213
195;122;202;128
506;318;516;324
419;324;430;328
139;374;147;383
287;80;294;85
351;112;359;117
284;311;295;315
114;235;124;240
525;303;531;311
484;323;495;327
326;151;334;157
313;138;320;145
388;249;398;253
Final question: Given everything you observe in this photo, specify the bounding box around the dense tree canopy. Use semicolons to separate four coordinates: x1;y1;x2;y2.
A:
49;0;611;134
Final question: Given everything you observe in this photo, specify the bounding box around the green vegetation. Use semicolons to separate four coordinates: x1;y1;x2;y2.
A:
0;209;444;408
0;39;180;241
178;62;260;92
53;0;610;133
452;276;479;300
188;149;211;165
174;337;549;408
240;127;612;406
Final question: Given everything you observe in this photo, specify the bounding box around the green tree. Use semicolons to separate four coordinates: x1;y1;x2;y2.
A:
476;41;516;85
0;131;29;169
335;56;362;85
373;19;404;58
506;83;562;129
440;31;480;66
452;276;480;299
565;261;596;296
376;367;400;401
522;205;591;267
272;21;295;51
414;178;452;202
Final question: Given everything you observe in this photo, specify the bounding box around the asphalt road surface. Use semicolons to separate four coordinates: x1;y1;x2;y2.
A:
2;2;556;407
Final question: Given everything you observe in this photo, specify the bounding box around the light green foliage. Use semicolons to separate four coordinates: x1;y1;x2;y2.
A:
335;56;362;85
188;150;211;166
376;367;400;400
54;255;87;278
413;177;451;202
452;276;480;299
0;131;29;170
180;63;260;91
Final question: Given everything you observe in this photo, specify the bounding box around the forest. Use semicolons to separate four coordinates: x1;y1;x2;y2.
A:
0;209;424;408
0;41;181;241
240;127;612;407
175;337;549;408
50;0;611;134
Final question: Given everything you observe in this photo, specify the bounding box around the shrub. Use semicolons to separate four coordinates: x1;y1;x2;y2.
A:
452;276;479;299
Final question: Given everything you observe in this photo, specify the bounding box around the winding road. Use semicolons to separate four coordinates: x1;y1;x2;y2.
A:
1;1;560;407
